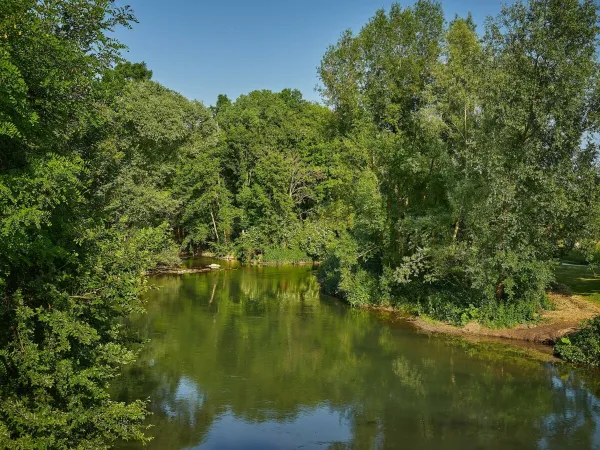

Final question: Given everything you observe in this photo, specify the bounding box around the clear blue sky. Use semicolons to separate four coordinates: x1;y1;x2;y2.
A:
112;1;509;106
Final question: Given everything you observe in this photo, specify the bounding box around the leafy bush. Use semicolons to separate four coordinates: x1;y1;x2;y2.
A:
393;285;547;328
549;282;573;296
555;317;600;366
339;268;381;307
262;246;310;264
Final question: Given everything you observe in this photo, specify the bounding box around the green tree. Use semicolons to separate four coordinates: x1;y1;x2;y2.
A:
115;61;153;81
214;89;345;261
318;0;600;326
0;1;171;448
99;80;218;232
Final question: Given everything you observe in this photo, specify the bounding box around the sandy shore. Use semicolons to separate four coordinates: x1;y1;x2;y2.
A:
407;293;600;344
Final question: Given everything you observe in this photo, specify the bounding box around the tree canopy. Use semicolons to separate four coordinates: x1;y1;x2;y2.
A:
1;0;600;446
318;0;600;326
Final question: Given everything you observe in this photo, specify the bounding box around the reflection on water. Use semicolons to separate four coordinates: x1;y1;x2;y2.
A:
200;406;351;450
161;376;205;423
114;264;600;450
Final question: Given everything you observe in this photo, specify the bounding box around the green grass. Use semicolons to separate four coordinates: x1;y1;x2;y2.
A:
554;263;600;302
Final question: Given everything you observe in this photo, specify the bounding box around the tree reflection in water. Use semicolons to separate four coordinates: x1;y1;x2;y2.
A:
113;266;600;450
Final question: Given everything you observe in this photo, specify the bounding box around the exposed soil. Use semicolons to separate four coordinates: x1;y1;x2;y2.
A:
411;293;600;345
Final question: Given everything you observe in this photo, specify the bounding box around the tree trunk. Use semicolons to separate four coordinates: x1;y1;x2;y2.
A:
210;209;220;243
495;282;504;300
464;102;468;146
453;218;460;241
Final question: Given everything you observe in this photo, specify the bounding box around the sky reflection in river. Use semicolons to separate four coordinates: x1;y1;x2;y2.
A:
114;265;600;450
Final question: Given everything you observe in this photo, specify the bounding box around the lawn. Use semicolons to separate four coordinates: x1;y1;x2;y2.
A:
554;263;600;301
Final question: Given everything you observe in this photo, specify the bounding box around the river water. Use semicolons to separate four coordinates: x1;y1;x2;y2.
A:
114;260;600;449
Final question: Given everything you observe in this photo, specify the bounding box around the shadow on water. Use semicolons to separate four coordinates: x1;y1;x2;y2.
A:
113;262;600;450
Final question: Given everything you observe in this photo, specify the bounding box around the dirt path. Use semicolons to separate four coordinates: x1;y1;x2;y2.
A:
411;293;600;344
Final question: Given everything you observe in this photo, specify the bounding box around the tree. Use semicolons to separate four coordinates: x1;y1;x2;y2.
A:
115;61;153;81
0;1;170;447
214;89;343;261
318;0;600;326
99;80;219;234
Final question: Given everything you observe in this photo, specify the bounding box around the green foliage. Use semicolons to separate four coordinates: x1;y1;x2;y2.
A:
115;61;153;81
0;0;134;165
555;317;600;366
97;85;365;265
99;78;220;237
191;88;352;261
261;246;310;264
0;223;161;449
0;1;175;447
340;268;381;307
3;1;600;445
317;0;600;328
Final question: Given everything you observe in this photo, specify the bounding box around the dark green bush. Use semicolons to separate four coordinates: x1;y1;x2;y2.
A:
262;246;310;264
549;282;573;296
554;317;600;366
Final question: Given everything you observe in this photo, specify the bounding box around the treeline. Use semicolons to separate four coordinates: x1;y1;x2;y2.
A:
1;0;600;447
318;0;600;327
0;2;164;448
114;85;352;264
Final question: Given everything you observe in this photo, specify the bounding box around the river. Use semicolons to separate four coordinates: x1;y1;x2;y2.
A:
114;259;600;449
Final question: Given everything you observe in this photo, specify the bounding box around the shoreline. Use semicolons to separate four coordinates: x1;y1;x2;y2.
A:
149;262;599;359
148;266;237;275
361;293;600;346
186;254;319;266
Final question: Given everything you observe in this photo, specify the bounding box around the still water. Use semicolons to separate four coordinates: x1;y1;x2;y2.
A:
115;260;600;450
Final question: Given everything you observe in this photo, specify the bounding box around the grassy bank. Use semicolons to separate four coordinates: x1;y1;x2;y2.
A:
554;264;600;302
552;264;600;366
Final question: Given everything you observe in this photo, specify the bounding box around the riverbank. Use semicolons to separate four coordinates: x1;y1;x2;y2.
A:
150;267;213;275
153;258;600;351
149;258;316;276
356;264;600;347
410;293;600;344
149;264;236;275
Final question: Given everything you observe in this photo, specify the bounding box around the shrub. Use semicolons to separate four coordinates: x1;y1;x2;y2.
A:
554;317;600;366
262;246;310;264
549;282;572;296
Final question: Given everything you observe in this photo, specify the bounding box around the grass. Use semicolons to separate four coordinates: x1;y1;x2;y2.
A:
554;263;600;302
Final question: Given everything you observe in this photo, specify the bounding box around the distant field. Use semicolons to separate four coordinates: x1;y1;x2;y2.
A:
554;264;600;301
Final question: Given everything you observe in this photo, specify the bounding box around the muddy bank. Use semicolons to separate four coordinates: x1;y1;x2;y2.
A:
405;294;600;345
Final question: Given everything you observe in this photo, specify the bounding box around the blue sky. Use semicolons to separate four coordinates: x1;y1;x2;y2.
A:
112;1;509;106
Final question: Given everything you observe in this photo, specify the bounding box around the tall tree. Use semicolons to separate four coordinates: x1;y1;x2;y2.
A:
0;2;171;448
318;0;600;326
214;89;342;261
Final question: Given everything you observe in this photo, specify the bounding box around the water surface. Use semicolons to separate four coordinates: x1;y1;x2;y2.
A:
115;263;600;449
